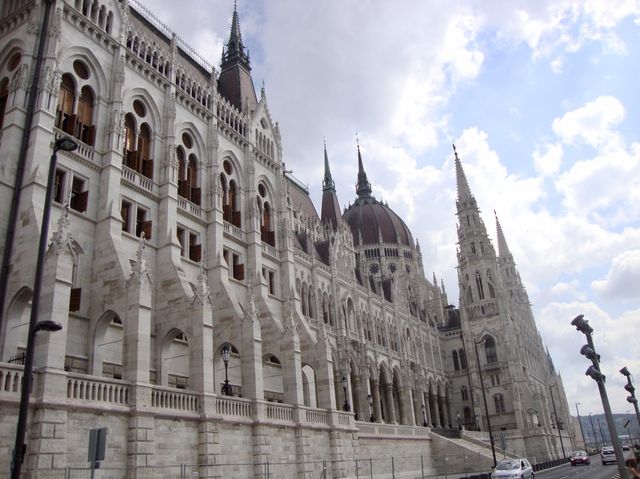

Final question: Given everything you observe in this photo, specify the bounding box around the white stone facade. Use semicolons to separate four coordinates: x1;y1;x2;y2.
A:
0;1;573;477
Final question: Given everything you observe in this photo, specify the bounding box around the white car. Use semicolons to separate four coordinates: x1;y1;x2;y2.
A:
493;458;534;479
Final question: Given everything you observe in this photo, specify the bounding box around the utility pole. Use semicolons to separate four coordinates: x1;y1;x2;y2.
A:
575;403;587;450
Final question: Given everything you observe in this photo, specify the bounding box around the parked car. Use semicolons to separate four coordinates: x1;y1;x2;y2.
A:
493;458;534;479
569;450;590;466
601;446;616;465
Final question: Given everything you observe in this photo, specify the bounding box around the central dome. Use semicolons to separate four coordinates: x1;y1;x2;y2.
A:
343;196;414;247
342;146;414;248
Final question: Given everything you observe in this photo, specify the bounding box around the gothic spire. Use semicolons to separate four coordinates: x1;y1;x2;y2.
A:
322;140;335;192
495;210;513;260
218;3;258;113
321;141;341;230
355;139;372;198
453;144;473;204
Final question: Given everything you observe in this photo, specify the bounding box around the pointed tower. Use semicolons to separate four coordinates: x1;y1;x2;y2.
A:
320;142;342;230
355;141;372;199
218;3;258;114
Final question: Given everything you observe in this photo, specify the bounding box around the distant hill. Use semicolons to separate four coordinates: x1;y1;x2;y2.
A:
573;413;639;446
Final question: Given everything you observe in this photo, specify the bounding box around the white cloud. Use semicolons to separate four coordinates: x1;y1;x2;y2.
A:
552;96;625;150
592;250;640;300
533;142;563;176
550;280;587;301
555;147;640;224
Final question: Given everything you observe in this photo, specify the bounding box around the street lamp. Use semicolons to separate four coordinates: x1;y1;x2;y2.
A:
421;403;428;427
221;343;232;396
341;376;350;412
575;403;587;450
549;384;566;458
457;411;462;430
620;367;640;435
10;137;77;479
367;394;374;422
571;314;629;479
473;337;497;467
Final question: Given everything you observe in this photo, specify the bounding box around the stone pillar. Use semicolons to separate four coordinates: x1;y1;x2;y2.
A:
413;389;423;426
127;415;155;471
423;391;432;426
252;424;272;478
281;313;303;406
27;408;68;479
313;328;336;410
433;393;441;427
372;379;382;423
384;382;396;424
240;294;264;401
197;421;221;479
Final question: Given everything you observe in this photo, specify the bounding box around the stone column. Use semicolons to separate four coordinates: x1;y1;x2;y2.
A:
372;379;382;423
313;327;336;410
433;393;441;427
413;389;423;426
423;391;432;426
385;382;396;424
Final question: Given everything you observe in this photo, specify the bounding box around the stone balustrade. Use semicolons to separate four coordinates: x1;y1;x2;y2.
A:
66;373;129;405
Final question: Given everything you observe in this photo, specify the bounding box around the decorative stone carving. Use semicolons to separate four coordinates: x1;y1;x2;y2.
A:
47;202;74;256
192;258;211;306
129;234;152;286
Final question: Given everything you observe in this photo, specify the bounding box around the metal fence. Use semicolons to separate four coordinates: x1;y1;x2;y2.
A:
2;452;567;478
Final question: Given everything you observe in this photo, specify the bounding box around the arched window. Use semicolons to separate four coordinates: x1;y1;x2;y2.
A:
228;180;239;226
55;74;76;135
0;78;8;131
459;349;467;369
493;394;505;414
137;123;152;178
452;350;460;371
475;272;485;300
76;86;95;145
176;132;200;205
122;101;154;179
460;386;468;401
484;337;497;363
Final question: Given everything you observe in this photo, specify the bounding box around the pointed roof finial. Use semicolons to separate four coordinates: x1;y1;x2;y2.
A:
221;0;250;71
356;135;372;198
322;139;335;192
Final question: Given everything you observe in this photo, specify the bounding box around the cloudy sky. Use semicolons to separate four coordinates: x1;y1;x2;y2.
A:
144;0;640;417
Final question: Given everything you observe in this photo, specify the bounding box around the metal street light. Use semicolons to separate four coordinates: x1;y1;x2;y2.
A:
341;376;350;412
620;367;640;435
473;337;497;467
457;411;462;430
575;402;587;450
549;384;566;458
571;314;629;479
221;343;232;396
10;136;77;479
367;394;374;422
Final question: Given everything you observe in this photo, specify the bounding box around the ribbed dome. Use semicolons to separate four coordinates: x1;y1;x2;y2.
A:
343;196;414;247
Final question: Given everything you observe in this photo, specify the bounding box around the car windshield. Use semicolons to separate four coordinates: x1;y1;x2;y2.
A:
572;451;586;457
496;461;520;470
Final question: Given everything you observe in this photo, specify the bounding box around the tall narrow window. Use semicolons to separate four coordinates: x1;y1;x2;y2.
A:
452;350;460;371
123;114;137;169
76;86;95;145
475;272;485;300
0;78;9;131
188;154;200;205
484;337;497;363
138;123;152;178
56;74;76;135
459;349;467;369
70;176;88;213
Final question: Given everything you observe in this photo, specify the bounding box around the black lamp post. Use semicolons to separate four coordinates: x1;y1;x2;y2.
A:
473;337;497;467
221;343;232;396
549;384;566;458
421;403;428;427
367;394;374;422
341;376;350;412
457;411;462;430
620;367;640;434
575;402;587;450
571;314;629;479
10;137;77;479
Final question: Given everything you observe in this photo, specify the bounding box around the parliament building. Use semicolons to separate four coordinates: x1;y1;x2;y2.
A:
0;1;574;477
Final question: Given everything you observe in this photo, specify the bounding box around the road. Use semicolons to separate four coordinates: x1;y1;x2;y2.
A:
537;460;625;479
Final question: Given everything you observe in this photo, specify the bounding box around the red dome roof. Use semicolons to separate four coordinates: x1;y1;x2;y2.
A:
343;196;414;247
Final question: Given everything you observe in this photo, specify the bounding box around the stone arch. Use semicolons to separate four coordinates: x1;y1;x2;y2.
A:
91;310;124;378
158;328;190;389
56;46;108;99
123;87;162;133
262;352;283;402
2;286;33;361
301;363;317;407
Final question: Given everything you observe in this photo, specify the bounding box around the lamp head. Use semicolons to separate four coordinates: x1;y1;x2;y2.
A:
628;396;638;405
341;376;347;388
367;394;372;404
54;137;79;152
620;366;631;377
585;365;605;383
571;314;593;334
625;383;635;394
34;320;63;332
221;343;231;364
579;344;599;362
